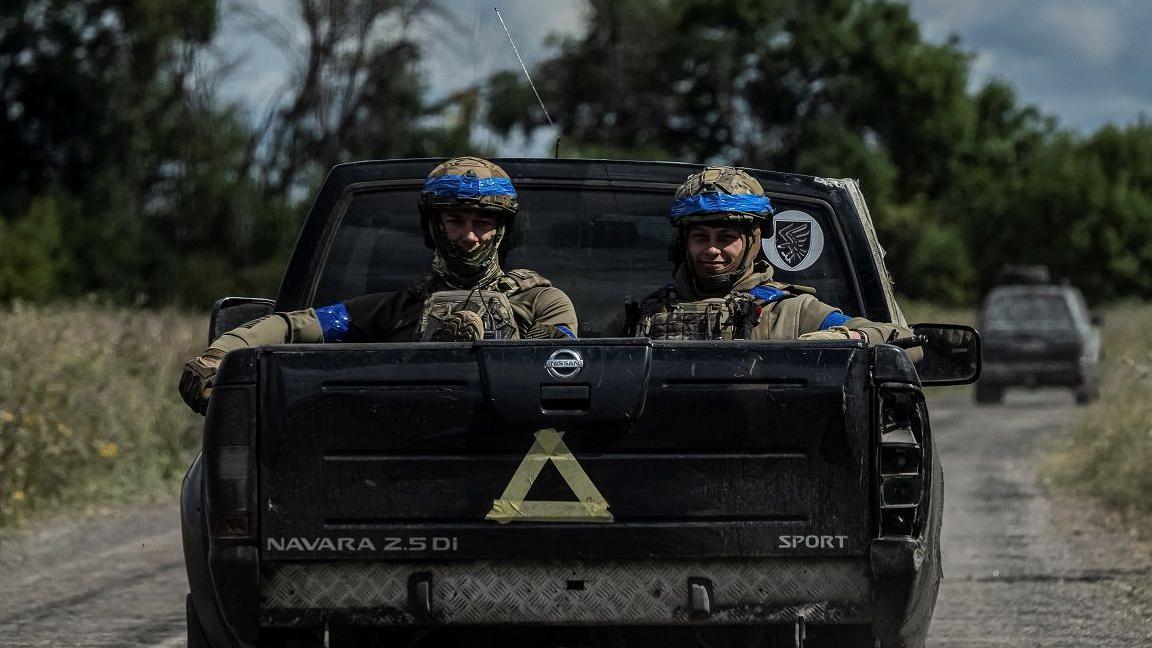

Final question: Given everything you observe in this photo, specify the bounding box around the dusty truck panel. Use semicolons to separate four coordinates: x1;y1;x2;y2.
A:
182;159;976;648
257;341;872;562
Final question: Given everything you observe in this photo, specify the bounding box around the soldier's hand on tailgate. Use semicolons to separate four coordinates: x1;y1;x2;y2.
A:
179;347;226;414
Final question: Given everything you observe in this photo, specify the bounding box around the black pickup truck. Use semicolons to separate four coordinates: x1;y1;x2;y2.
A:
181;159;980;648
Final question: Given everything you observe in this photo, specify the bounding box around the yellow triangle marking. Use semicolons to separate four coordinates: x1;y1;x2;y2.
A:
485;428;614;524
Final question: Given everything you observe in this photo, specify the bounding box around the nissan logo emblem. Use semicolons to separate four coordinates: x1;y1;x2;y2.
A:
546;348;584;380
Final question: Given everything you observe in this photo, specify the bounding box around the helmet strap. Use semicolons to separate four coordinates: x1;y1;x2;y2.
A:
428;212;506;289
684;227;762;297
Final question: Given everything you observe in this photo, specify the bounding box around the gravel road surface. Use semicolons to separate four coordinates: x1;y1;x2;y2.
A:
929;391;1152;647
0;391;1149;646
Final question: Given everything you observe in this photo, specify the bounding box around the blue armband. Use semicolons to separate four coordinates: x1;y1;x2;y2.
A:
315;303;351;342
820;311;851;330
555;324;576;339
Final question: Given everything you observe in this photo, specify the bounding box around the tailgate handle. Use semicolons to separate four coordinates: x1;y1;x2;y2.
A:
688;578;714;619
540;384;590;412
407;572;432;616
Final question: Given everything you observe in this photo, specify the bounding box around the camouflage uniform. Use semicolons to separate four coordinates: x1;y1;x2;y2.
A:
605;166;911;344
180;157;577;413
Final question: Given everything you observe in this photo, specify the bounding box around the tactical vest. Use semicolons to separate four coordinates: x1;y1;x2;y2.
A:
633;284;795;341
414;269;552;341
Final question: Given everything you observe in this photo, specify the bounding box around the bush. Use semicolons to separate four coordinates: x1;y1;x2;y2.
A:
0;196;62;301
1046;303;1152;531
0;301;203;527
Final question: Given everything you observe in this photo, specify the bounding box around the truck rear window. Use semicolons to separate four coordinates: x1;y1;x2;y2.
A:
312;185;861;336
985;293;1075;331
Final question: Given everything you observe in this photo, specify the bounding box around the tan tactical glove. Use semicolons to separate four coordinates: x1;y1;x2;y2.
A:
429;310;485;342
798;326;860;341
179;347;226;414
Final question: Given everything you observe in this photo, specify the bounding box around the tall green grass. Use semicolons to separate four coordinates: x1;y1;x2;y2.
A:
0;301;204;527
1046;303;1152;531
899;300;977;328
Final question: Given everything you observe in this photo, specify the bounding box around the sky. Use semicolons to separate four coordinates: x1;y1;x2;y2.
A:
214;0;1151;155
906;0;1152;133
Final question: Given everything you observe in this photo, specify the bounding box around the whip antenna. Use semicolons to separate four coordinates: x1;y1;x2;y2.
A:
494;7;560;157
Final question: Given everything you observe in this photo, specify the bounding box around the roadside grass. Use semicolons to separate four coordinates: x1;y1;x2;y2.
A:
899;300;977;328
0;300;203;528
1046;303;1152;535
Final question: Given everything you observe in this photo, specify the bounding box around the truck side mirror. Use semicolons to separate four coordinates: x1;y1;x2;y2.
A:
209;297;276;344
911;323;982;386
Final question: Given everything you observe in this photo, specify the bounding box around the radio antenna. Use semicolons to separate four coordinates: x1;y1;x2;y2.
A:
494;7;560;158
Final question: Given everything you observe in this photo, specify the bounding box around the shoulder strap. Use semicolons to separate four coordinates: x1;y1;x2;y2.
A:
731;282;808;339
405;272;441;298
497;269;553;295
639;283;679;313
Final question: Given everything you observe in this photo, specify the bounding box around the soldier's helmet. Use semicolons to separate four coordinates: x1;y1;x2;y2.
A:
420;157;518;214
669;166;774;228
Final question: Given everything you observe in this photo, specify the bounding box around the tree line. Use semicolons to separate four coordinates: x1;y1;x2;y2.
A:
3;0;1151;307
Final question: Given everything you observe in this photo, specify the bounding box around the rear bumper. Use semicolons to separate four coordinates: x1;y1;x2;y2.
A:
981;361;1083;386
260;558;872;626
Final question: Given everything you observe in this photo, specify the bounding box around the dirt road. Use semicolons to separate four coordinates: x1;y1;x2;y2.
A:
1;391;1149;646
928;391;1152;647
0;503;186;647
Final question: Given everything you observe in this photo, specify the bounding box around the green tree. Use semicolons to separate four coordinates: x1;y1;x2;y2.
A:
0;0;479;306
249;0;481;199
0;0;226;303
484;0;983;300
484;0;1152;304
0;196;63;301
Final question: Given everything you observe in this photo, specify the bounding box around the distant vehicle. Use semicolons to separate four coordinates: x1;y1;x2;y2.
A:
976;276;1101;405
181;159;980;648
997;264;1051;285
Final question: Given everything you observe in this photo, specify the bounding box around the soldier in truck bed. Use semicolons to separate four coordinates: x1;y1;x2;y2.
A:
604;166;913;344
179;157;578;414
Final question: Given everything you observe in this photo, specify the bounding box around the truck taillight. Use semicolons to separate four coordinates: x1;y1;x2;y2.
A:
877;383;927;536
203;384;256;541
207;445;252;537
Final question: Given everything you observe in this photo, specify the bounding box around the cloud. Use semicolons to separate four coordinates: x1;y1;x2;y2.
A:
1036;4;1123;65
905;0;1152;132
419;1;583;99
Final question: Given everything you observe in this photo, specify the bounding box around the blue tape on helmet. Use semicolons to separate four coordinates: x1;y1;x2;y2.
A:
820;311;851;330
422;174;516;200
316;303;351;342
749;285;788;303
669;193;773;220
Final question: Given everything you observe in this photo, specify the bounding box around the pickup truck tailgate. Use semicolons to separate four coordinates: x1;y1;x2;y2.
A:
258;340;872;561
